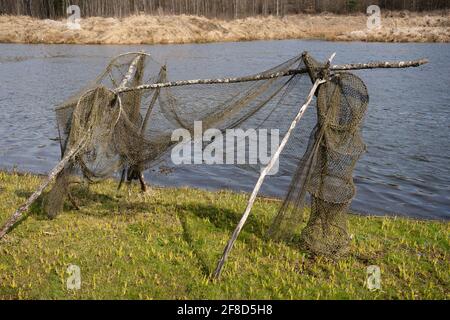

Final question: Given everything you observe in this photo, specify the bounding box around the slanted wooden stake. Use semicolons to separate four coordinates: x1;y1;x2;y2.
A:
0;137;86;240
212;81;324;279
212;53;336;279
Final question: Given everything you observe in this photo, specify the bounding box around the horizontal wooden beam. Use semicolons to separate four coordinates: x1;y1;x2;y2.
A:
115;58;428;93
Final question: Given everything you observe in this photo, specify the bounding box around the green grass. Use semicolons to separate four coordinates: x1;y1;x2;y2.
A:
0;171;448;299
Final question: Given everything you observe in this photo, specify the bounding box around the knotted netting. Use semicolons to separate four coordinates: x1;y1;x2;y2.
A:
44;51;368;260
268;54;369;258
45;52;311;217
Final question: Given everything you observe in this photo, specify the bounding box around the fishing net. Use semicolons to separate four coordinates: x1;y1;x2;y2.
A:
268;54;369;258
45;52;310;216
44;51;368;259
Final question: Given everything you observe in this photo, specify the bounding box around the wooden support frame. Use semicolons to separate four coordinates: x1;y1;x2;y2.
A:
0;52;429;244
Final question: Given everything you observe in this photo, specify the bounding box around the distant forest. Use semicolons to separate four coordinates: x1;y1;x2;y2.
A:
1;0;448;19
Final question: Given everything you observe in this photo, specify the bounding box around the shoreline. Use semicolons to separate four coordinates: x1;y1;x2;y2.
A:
0;11;449;45
0;171;448;299
0;169;446;223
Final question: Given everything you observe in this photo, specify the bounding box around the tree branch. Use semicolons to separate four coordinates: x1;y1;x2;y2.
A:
115;58;428;93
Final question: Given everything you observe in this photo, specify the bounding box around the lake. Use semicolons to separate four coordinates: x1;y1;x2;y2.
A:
0;40;449;220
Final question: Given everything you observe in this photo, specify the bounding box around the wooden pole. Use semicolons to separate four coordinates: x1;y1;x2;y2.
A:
140;66;166;134
0;137;86;240
212;52;336;279
118;53;146;89
116;58;428;93
115;52;148;191
212;78;326;279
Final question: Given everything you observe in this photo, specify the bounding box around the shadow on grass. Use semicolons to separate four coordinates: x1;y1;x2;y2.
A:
175;202;268;239
173;202;277;277
11;185;316;271
177;212;213;276
172;202;322;276
66;185;160;217
174;202;311;250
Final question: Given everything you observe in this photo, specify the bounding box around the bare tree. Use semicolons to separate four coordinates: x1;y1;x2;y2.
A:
0;0;448;19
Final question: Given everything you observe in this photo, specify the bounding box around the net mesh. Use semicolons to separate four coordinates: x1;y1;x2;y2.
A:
268;55;369;258
45;52;369;259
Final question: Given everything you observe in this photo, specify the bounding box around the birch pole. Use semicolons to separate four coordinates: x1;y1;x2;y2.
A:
212;78;327;279
118;53;146;89
114;53;148;191
116;58;428;93
0;137;86;240
212;53;336;279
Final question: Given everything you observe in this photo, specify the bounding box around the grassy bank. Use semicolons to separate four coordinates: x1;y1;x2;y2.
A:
0;172;448;299
0;11;449;45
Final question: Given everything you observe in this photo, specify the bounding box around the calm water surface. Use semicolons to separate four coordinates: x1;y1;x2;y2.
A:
0;40;449;220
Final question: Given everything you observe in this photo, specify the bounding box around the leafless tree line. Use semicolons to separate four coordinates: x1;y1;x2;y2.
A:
0;0;448;19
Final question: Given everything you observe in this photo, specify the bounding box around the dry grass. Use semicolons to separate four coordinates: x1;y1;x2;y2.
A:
0;11;448;45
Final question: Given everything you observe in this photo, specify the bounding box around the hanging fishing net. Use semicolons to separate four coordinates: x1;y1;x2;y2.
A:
45;52;310;216
44;51;368;260
268;54;369;258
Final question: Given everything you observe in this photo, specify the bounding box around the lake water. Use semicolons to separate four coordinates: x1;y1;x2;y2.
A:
0;40;449;220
